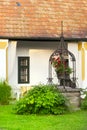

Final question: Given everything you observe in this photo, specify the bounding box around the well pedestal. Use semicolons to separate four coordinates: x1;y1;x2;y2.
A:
58;86;81;110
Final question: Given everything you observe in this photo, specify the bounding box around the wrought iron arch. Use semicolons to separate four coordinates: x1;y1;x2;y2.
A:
47;23;77;88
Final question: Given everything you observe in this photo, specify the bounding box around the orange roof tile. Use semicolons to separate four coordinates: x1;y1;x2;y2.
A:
0;0;87;38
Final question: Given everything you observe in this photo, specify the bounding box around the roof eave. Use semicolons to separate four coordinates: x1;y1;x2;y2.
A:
0;36;87;42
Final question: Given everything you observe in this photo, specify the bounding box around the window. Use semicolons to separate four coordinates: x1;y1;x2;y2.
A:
18;57;30;83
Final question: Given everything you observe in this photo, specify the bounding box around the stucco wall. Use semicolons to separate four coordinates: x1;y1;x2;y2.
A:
29;49;58;85
0;50;6;79
84;51;87;88
16;41;59;86
68;43;79;87
7;41;79;91
8;41;17;89
78;42;87;89
0;40;8;80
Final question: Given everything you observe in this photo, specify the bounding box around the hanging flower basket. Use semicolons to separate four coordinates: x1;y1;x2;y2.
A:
56;72;64;79
56;71;70;80
51;55;72;79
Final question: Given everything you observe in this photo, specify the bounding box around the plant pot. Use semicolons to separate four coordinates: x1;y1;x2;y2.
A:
56;72;64;79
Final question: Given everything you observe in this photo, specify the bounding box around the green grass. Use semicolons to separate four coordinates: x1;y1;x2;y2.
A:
0;105;87;130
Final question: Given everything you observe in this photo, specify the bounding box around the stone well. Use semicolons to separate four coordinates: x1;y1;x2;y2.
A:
57;86;81;110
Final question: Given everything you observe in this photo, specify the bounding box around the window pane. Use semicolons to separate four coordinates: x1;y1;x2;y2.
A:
20;59;28;66
18;57;29;83
20;68;28;75
20;75;28;82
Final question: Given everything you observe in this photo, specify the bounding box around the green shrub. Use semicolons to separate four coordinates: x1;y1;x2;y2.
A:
81;90;87;110
0;80;11;105
14;84;69;115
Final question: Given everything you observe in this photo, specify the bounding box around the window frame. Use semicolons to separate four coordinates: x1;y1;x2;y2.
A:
18;56;30;84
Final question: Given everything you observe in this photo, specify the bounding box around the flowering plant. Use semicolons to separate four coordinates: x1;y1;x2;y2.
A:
51;56;72;74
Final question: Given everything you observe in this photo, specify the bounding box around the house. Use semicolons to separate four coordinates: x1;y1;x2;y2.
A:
0;1;87;98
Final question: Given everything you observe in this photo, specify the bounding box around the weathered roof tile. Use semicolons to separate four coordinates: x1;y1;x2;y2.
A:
0;0;87;38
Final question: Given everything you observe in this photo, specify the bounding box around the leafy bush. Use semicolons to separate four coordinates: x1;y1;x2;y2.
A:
0;80;11;105
81;90;87;110
14;84;69;115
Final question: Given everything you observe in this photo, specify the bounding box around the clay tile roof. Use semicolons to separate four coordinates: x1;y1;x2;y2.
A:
0;0;87;38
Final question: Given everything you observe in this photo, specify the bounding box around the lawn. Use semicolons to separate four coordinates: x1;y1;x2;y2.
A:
0;105;87;130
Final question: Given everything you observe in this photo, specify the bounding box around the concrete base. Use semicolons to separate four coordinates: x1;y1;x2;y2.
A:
57;86;81;110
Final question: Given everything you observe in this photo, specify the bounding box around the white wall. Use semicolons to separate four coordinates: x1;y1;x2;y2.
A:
81;50;87;89
84;51;87;88
68;43;79;87
8;41;80;89
0;49;6;79
16;41;58;86
0;39;8;80
16;46;30;87
8;41;17;89
78;51;82;88
77;43;87;89
30;49;49;85
29;49;58;85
